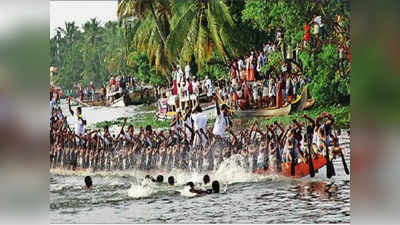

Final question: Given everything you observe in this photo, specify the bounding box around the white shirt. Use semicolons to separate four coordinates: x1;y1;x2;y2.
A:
264;44;270;56
314;16;323;27
192;113;208;132
212;113;229;137
206;79;213;96
281;64;287;72
185;65;191;80
74;114;85;136
177;68;184;84
238;59;245;70
192;81;200;94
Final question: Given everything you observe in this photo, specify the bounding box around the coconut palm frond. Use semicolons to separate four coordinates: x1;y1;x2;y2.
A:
165;4;196;62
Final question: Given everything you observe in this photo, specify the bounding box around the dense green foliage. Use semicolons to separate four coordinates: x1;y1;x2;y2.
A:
52;0;350;108
242;0;350;106
50;20;166;89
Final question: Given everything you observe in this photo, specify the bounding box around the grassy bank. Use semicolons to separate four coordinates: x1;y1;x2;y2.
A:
93;113;170;130
239;105;350;129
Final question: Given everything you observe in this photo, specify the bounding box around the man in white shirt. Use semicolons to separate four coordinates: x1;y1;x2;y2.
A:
68;97;86;137
177;65;184;84
192;76;200;96
212;96;232;138
191;105;208;147
185;63;191;80
205;76;213;100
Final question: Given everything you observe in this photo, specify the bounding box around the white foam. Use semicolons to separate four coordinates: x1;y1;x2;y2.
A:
127;180;156;199
213;155;262;184
179;186;198;197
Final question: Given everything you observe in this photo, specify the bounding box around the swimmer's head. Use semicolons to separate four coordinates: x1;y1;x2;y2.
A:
203;175;210;185
186;181;195;188
168;176;175;185
156;175;164;183
212;181;220;193
145;175;155;182
84;176;92;189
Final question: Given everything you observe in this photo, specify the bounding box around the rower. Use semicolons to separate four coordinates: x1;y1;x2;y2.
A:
186;180;220;195
68;97;86;140
191;105;208;148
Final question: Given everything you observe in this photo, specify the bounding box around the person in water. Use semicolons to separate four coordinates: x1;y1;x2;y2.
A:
186;180;220;195
156;175;164;183
203;175;210;185
84;176;92;189
168;176;175;186
145;174;164;183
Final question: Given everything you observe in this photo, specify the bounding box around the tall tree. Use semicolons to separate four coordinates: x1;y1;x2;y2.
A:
166;0;236;70
118;0;172;77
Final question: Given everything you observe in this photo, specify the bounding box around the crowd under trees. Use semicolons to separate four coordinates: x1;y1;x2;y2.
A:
50;0;350;107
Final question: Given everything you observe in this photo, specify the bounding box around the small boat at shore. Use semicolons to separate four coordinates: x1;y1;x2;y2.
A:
235;104;292;117
234;86;315;118
156;103;216;120
304;98;315;110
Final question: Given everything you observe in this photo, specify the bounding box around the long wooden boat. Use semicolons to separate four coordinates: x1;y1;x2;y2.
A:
235;104;292;117
156;103;216;120
290;86;309;112
304;98;315;110
255;154;327;178
82;100;107;107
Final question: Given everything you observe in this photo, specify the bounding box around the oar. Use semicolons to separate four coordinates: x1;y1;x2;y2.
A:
324;127;333;178
305;119;315;178
328;127;336;177
290;149;296;176
273;129;282;172
334;127;349;175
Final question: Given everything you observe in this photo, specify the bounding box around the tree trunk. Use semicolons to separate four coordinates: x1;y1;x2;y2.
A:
150;5;167;46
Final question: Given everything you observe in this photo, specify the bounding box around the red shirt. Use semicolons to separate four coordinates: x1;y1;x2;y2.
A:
303;25;310;41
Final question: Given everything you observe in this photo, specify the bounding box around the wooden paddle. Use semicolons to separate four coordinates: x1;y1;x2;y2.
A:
333;127;349;175
324;126;333;178
290;149;296;176
273;129;282;172
305;119;315;178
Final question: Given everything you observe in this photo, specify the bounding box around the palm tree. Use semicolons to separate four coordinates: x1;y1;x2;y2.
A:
117;0;171;45
166;0;236;70
118;0;172;77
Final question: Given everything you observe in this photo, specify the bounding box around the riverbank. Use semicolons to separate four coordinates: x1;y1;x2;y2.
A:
91;104;349;132
241;105;350;129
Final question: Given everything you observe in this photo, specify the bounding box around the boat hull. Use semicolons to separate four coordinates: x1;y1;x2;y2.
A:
236;104;291;117
255;155;327;178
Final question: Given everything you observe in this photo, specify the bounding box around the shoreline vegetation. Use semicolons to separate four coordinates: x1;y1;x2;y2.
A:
91;104;350;131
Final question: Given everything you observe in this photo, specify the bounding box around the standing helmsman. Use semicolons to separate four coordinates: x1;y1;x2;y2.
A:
68;97;87;139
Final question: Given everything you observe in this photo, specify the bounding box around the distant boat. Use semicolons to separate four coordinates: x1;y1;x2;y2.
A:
234;86;311;118
235;104;292;117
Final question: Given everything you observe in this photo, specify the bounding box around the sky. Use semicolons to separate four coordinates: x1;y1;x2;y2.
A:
50;1;118;37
